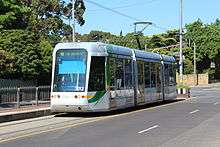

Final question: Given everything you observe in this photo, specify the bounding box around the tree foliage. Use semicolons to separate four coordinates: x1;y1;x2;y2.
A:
185;19;220;77
0;0;31;30
0;0;86;84
1;0;220;83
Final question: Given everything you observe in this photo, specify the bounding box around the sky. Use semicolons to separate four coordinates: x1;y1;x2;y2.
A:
72;0;220;36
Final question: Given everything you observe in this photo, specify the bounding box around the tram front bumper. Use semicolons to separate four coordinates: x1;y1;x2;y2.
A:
51;104;92;113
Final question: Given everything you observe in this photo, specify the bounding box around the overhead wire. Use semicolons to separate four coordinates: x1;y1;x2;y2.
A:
84;0;170;33
84;0;141;21
88;0;160;12
151;23;170;31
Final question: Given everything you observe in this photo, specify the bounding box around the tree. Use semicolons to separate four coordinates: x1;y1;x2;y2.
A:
0;30;53;84
185;19;220;77
0;50;16;78
62;0;86;26
0;0;31;30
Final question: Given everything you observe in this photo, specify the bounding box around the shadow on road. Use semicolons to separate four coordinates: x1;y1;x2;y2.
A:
55;99;184;118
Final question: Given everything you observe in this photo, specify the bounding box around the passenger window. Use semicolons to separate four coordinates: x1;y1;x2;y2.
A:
151;63;156;87
124;59;132;89
137;61;144;90
144;62;151;88
156;63;161;92
164;64;169;86
116;58;124;90
169;64;176;85
88;56;105;91
109;57;116;90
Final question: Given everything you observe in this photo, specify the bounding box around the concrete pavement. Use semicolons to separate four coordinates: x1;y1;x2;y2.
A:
0;104;50;123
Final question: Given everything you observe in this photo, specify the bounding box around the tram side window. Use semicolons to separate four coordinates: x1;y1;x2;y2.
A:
170;64;176;85
173;64;176;84
144;62;151;88
124;59;132;89
156;63;161;92
169;64;176;85
109;57;116;90
151;62;156;87
116;58;124;90
137;61;144;89
88;56;105;91
164;64;169;86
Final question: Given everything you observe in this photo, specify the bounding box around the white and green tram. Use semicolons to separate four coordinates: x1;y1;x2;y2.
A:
51;42;176;112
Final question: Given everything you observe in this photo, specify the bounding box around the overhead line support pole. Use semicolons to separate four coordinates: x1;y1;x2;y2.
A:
72;0;76;42
179;0;183;84
194;42;197;86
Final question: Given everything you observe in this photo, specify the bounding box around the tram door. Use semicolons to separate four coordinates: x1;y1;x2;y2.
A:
108;57;134;109
163;64;170;100
137;61;145;104
108;57;117;109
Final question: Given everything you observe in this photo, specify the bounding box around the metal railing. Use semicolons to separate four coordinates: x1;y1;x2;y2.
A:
0;86;51;108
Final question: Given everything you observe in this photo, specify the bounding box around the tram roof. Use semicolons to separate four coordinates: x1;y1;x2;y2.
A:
134;50;162;62
55;42;104;51
161;54;176;63
54;42;175;62
55;42;133;56
105;44;133;56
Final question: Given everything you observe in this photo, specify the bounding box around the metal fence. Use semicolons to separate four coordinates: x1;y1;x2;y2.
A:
0;86;51;108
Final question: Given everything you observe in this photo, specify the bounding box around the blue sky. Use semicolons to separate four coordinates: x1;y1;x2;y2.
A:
73;0;220;36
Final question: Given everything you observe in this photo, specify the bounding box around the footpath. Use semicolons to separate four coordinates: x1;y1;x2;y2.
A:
0;104;50;123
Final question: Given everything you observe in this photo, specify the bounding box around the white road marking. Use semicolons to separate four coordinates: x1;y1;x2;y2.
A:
214;102;219;105
138;125;159;134
189;109;200;114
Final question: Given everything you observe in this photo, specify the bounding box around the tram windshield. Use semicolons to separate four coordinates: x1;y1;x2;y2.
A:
53;49;87;92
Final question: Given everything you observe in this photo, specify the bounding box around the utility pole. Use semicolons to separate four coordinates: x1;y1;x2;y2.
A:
179;0;184;84
194;42;197;85
72;0;76;42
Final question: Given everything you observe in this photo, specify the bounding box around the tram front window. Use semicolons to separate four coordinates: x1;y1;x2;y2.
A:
53;49;87;92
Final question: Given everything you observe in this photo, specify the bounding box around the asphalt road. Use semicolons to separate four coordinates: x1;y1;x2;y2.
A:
0;84;220;147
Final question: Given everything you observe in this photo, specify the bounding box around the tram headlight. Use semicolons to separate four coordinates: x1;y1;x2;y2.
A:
51;95;60;99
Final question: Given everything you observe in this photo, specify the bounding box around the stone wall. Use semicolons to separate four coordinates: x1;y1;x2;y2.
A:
176;73;209;86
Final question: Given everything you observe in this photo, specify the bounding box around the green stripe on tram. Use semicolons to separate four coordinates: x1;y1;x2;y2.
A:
105;60;110;86
88;91;106;104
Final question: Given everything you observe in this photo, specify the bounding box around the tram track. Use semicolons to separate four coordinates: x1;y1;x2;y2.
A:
0;115;97;143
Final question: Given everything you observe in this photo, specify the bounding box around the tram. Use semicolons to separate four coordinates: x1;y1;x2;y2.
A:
50;42;177;112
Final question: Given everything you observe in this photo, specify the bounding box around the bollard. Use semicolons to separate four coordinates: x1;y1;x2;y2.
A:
17;88;20;108
35;87;39;106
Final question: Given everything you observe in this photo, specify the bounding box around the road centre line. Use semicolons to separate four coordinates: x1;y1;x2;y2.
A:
138;125;159;134
189;109;200;114
214;102;219;105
